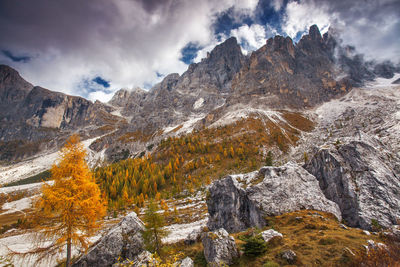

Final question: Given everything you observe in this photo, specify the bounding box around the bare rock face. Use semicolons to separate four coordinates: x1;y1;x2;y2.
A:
202;228;239;266
112;251;157;267
230;25;350;109
0;65;120;161
73;212;144;267
261;229;283;243
206;162;341;233
304;139;400;230
281;249;297;264
174;257;194;267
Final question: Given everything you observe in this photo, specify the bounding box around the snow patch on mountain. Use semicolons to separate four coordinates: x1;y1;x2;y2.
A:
0;231;100;267
365;73;400;88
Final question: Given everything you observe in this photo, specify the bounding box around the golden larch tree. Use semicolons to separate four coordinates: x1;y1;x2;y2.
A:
23;135;106;266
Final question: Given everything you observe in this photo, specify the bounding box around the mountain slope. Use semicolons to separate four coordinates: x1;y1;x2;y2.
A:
0;25;398;165
0;65;121;161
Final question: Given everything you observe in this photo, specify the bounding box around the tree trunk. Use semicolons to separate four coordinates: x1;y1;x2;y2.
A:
66;238;72;267
154;229;159;255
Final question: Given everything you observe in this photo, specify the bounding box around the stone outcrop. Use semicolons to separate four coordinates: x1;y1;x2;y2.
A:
73;212;144;267
202;228;239;266
261;229;283;243
281;250;297;264
206;162;341;233
0;65;120;161
174;257;194;267
304;139;400;230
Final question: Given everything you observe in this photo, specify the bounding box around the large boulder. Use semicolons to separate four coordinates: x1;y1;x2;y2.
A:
73;212;145;267
174;257;194;267
206;162;341;232
202;228;239;266
261;229;283;243
304;139;400;230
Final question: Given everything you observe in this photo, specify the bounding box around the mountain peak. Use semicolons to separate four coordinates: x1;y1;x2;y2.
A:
0;64;24;82
309;24;322;40
0;64;33;101
208;37;241;59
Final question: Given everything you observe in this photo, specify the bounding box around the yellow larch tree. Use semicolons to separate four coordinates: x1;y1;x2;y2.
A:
22;135;106;266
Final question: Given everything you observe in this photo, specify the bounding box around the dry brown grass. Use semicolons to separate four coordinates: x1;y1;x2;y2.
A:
172;210;388;267
281;111;315;132
353;233;400;267
231;210;385;266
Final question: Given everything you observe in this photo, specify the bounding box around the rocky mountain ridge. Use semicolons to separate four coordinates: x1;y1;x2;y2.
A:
1;25;399;167
0;65;124;161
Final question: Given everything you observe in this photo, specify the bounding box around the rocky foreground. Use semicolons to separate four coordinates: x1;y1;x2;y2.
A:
68;133;399;266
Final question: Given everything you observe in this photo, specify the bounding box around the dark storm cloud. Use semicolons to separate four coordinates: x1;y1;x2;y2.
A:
136;0;171;13
0;0;119;51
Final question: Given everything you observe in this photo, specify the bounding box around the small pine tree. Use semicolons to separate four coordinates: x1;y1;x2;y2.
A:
265;151;273;166
242;235;267;257
142;200;169;255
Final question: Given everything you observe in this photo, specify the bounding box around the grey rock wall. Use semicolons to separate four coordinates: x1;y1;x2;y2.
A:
304;139;400;229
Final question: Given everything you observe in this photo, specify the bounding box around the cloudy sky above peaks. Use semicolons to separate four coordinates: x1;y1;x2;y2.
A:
0;0;399;102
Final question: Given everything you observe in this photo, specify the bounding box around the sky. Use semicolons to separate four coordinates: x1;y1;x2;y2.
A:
0;0;399;102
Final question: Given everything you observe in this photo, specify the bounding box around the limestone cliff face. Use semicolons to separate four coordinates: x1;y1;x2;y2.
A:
304;139;400;230
108;25;387;137
230;25;349;108
108;36;245;133
0;65;119;160
0;65;33;118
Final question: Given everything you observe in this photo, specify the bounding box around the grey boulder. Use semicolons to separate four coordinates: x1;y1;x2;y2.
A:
174;257;194;267
73;212;145;267
207;162;341;233
202;228;239;266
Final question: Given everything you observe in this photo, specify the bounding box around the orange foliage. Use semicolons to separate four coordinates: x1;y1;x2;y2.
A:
26;135;106;266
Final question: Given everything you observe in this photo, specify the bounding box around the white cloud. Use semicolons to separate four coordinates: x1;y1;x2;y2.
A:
271;0;284;11
282;1;332;39
230;24;266;54
87;91;115;103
